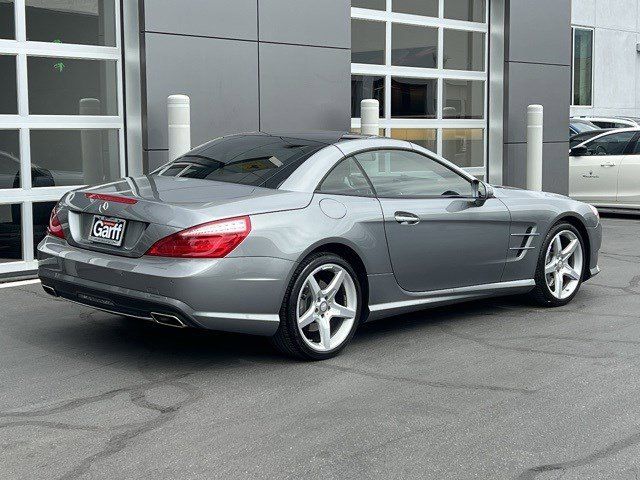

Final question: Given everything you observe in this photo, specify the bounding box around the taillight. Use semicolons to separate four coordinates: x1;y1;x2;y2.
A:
146;216;251;258
47;205;65;239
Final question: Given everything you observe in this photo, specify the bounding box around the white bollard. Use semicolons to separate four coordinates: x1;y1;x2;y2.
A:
360;99;380;136
526;104;544;191
167;94;191;161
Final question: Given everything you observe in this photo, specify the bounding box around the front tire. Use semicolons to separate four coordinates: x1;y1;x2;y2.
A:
529;222;585;307
272;253;362;360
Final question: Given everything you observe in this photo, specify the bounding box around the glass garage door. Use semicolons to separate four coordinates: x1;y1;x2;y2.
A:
350;0;488;179
0;0;124;276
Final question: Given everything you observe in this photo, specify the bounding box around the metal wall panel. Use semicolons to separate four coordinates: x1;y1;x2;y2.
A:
505;62;571;144
146;150;169;172
259;0;350;48
142;0;258;40
138;0;351;168
142;33;260;151
507;0;571;66
259;43;351;132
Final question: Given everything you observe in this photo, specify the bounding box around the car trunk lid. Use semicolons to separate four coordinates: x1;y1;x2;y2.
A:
61;175;312;257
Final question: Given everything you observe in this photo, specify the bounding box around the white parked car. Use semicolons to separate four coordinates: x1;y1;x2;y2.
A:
570;128;640;211
574;116;640;130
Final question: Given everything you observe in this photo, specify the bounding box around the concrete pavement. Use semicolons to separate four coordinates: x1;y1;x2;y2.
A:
0;215;639;479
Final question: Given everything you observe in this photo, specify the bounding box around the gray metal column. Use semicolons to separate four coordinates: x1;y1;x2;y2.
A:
501;0;572;194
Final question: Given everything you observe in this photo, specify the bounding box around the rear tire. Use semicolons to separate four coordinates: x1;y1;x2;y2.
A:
529;222;585;307
272;253;362;361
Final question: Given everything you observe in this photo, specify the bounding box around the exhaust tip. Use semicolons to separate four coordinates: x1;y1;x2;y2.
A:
42;284;58;297
150;312;187;328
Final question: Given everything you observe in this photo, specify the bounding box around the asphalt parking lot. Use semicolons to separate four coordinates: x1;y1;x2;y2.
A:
1;215;639;479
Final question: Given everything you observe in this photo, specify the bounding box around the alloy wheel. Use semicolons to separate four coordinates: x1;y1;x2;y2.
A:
296;264;358;352
544;230;583;300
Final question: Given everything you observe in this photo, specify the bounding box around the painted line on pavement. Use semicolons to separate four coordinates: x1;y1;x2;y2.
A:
0;279;41;289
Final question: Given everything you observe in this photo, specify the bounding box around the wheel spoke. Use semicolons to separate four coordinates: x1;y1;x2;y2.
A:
553;271;563;297
563;266;581;281
317;317;331;350
329;301;355;319
298;306;316;328
322;269;345;301
561;239;579;260
553;235;562;256
306;275;322;299
545;259;558;274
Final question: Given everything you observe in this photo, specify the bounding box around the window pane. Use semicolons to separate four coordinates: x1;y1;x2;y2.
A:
391;77;437;118
355;150;474;197
26;0;116;46
319;158;374;197
28;57;118;115
33;201;57;257
0;55;18;114
352;0;385;10
573;29;593;106
443;79;484;119
392;24;438;68
442;129;484;167
392;0;438;17
390;128;437;152
351;19;385;65
443;30;485;71
351;75;385;118
0;130;20;189
584;131;635;156
30;129;120;187
0;0;15;39
444;0;486;22
0;203;22;262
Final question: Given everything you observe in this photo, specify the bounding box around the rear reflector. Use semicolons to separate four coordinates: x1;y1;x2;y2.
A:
146;216;251;258
85;193;138;205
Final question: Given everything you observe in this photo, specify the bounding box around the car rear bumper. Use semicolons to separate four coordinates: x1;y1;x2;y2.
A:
37;236;295;336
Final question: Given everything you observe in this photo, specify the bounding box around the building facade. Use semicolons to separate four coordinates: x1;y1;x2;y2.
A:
570;0;640;119
0;0;573;277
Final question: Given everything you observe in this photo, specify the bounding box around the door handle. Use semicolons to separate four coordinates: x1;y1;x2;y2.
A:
600;162;616;168
394;212;420;225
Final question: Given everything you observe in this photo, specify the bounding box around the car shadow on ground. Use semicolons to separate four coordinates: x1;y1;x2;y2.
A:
41;294;533;367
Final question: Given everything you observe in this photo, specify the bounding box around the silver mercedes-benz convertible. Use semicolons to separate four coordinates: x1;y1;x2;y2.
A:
38;132;602;360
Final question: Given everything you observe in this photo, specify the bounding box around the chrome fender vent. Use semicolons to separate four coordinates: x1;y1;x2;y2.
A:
509;226;540;260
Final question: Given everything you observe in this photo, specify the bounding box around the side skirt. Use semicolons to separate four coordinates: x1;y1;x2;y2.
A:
366;279;535;321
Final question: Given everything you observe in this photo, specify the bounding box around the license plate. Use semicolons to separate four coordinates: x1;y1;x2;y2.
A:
89;215;127;247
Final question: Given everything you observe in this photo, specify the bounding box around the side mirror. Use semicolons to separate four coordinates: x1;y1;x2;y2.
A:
570;145;588;157
471;179;488;207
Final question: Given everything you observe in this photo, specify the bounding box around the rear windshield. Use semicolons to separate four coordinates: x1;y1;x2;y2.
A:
153;134;325;189
571;121;599;133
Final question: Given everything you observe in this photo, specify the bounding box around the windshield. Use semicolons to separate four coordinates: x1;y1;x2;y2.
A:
154;134;326;189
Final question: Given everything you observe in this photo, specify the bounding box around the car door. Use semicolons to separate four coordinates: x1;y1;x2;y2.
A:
353;149;511;293
617;134;640;206
569;130;636;204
